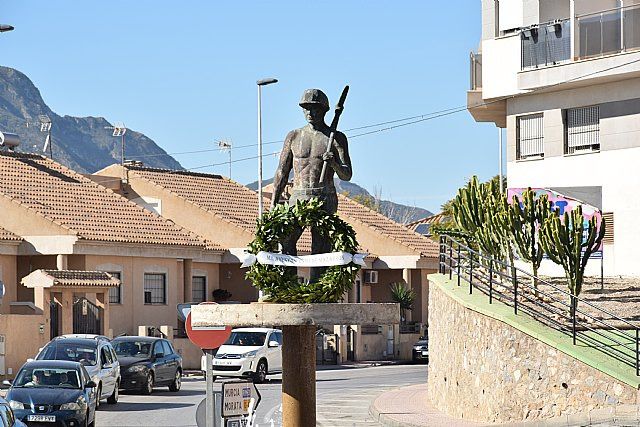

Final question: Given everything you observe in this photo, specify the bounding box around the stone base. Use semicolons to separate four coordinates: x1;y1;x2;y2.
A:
191;303;399;327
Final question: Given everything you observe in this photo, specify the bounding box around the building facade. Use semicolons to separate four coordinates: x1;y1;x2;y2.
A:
469;0;640;276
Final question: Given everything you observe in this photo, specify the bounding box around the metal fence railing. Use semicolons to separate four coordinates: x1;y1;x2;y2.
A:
577;4;640;59
438;235;640;375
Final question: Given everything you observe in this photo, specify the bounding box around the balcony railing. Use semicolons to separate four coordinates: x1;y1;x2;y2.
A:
469;51;482;90
577;4;640;59
521;19;571;70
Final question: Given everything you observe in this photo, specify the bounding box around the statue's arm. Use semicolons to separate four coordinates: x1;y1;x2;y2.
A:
271;131;295;208
328;131;352;181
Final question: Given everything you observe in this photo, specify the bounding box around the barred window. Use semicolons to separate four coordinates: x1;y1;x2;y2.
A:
108;271;122;304
516;114;544;159
566;106;600;154
144;273;166;305
192;276;206;303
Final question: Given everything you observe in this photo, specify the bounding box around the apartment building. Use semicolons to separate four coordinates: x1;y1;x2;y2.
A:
469;0;640;276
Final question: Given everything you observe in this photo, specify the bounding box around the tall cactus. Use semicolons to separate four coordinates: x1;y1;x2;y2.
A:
509;189;551;294
540;205;605;313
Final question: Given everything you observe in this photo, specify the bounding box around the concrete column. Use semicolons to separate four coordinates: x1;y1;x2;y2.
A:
96;291;109;337
282;325;316;426
183;259;193;303
403;268;413;322
56;255;68;271
138;325;148;336
61;289;74;334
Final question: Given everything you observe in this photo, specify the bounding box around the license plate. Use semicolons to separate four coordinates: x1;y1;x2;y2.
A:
421;351;428;356
214;360;233;366
27;415;56;422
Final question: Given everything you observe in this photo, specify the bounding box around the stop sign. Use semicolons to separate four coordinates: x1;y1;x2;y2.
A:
185;303;232;350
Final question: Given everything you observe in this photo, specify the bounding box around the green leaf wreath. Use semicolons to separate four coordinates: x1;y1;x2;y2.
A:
245;198;361;303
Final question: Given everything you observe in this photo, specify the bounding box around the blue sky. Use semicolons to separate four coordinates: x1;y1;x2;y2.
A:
2;1;500;213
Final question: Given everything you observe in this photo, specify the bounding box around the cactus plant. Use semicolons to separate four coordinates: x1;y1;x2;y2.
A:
540;205;605;314
509;189;551;294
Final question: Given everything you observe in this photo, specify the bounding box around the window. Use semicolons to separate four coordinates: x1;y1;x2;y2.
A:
516;113;544;159
162;340;173;355
153;341;164;357
144;273;166;305
192;276;206;303
274;331;283;345
565;106;600;154
108;271;122;304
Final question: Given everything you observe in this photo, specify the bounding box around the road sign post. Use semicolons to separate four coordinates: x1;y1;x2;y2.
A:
206;350;215;427
221;380;261;426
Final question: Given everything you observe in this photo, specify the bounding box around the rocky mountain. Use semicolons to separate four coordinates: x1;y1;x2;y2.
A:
0;67;181;173
248;177;432;224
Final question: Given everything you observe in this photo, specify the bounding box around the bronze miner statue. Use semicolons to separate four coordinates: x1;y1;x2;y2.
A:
271;87;352;282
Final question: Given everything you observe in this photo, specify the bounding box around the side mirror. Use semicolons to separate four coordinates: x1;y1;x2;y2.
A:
2;380;11;386
268;340;279;348
85;381;97;389
26;358;34;363
102;362;111;369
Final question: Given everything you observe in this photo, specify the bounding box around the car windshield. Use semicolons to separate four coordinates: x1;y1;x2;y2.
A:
113;341;152;357
37;342;97;366
13;367;80;389
416;340;428;346
224;332;266;347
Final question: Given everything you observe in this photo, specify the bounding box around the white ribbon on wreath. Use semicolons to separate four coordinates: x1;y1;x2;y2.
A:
241;251;368;268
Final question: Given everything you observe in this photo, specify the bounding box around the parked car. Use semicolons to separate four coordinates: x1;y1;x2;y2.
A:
412;338;429;363
201;328;282;384
4;360;97;427
0;397;26;427
35;334;120;407
111;336;182;394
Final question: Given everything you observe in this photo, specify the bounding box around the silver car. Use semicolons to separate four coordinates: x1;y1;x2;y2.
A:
35;334;121;407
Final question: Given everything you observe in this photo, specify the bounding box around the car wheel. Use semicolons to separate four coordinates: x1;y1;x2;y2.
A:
253;360;267;384
107;381;119;404
95;385;101;409
142;372;154;395
169;370;182;392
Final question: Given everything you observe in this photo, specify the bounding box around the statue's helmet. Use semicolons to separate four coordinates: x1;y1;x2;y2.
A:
299;89;330;111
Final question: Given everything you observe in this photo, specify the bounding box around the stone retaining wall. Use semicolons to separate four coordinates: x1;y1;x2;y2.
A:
427;279;639;424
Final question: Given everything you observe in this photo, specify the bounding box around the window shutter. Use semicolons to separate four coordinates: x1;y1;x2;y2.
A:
602;212;614;244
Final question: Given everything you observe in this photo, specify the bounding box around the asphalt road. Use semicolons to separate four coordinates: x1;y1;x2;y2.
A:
95;364;428;427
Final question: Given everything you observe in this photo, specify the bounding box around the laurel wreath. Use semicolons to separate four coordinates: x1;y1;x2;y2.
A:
245;198;361;303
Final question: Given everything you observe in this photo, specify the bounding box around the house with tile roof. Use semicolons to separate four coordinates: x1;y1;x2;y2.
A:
95;164;439;361
0;152;230;376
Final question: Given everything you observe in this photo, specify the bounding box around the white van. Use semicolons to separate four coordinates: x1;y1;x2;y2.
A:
200;328;282;383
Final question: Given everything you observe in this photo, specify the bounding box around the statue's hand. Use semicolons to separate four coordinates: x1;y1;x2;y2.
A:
322;151;335;162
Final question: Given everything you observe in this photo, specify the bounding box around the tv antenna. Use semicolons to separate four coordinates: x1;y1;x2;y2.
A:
217;139;232;178
25;115;53;158
105;123;127;166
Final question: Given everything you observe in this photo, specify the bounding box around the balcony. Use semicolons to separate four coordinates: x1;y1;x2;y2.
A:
576;4;640;59
521;19;571;70
467;50;506;127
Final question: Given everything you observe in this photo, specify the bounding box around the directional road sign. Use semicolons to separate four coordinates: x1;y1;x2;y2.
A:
221;381;261;418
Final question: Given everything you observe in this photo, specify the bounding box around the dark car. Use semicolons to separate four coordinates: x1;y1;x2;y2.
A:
5;360;97;427
0;397;27;427
412;338;429;363
111;337;182;394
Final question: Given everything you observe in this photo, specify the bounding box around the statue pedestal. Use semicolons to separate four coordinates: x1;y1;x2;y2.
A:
191;303;400;427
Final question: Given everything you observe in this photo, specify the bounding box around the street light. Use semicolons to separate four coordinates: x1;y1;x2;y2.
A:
257;78;278;218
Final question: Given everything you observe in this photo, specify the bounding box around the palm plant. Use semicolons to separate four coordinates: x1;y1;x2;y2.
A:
390;282;416;324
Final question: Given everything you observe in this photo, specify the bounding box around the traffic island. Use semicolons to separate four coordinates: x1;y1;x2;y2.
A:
191;302;399;427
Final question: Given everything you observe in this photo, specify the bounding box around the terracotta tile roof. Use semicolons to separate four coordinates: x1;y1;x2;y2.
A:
40;270;120;288
0;225;21;241
125;166;435;257
337;194;439;257
0;152;207;247
127;166;265;233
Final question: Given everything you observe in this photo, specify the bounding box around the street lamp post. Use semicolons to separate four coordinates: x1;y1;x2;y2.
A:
257;78;278;218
